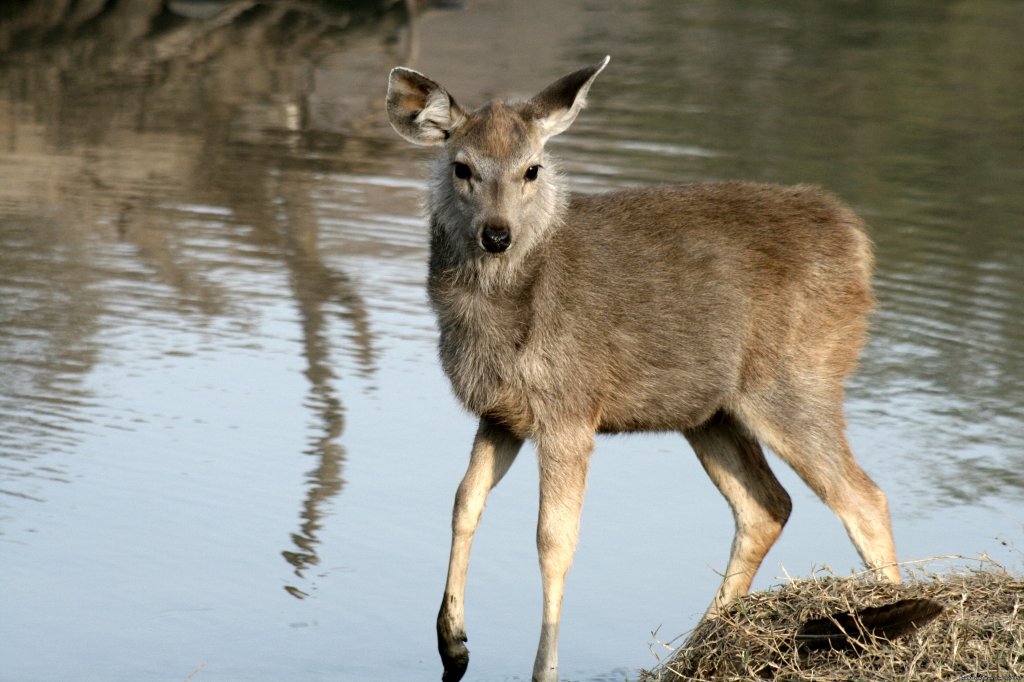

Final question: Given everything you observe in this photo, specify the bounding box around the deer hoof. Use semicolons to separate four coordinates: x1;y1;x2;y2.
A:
439;637;468;682
438;619;469;682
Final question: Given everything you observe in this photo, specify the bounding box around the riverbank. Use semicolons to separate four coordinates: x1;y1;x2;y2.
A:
642;559;1023;681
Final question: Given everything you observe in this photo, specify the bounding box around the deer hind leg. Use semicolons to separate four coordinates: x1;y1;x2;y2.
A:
438;417;523;682
532;426;594;682
684;413;793;617
736;392;900;584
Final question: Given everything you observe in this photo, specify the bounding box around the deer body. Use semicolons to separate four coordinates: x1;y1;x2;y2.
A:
387;57;899;682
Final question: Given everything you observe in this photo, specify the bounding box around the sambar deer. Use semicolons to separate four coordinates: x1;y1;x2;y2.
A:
385;56;899;682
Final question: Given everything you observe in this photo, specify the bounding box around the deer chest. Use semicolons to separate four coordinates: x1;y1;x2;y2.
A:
434;295;537;437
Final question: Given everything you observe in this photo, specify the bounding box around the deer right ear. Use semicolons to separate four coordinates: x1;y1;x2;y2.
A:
386;67;466;146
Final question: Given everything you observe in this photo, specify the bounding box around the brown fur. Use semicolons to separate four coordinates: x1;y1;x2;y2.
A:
386;57;899;682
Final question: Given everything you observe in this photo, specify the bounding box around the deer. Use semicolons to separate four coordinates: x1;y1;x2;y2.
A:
385;56;900;682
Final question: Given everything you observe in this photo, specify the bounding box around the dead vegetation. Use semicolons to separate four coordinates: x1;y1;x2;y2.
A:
641;558;1024;681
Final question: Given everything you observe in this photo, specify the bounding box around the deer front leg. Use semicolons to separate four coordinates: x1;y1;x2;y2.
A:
532;427;594;682
438;417;523;682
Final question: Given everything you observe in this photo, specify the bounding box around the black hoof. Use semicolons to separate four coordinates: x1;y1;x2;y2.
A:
439;634;468;682
438;614;469;682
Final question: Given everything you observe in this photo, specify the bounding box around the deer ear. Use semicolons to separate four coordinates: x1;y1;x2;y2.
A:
522;56;609;141
386;67;467;146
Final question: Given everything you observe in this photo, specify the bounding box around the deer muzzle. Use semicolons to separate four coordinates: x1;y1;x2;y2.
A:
480;220;512;254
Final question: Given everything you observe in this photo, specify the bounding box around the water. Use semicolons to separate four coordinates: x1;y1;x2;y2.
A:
1;2;1021;680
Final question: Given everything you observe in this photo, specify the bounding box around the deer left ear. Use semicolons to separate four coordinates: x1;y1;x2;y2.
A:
522;56;610;141
386;67;467;146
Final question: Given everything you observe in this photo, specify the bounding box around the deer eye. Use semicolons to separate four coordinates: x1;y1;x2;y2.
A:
453;162;472;180
524;165;541;182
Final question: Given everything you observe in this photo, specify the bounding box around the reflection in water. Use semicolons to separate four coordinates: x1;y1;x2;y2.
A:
271;168;374;597
0;214;104;485
0;0;418;590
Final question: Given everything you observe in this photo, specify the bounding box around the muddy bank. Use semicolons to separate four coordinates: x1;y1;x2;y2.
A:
643;561;1024;682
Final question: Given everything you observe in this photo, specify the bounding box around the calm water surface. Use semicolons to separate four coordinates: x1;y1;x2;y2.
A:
1;2;1022;681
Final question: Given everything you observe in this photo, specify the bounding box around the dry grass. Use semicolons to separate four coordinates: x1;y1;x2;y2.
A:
641;559;1024;682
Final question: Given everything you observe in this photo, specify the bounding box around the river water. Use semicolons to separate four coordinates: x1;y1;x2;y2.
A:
1;2;1021;681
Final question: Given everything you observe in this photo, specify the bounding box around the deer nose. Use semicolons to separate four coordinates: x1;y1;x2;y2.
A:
480;221;512;253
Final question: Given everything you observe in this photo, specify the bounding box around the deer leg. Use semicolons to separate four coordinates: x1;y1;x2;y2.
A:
791;436;899;582
684;414;792;617
738;400;900;584
531;427;594;682
438;417;523;682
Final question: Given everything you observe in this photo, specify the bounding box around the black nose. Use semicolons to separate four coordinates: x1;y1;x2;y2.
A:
481;222;512;253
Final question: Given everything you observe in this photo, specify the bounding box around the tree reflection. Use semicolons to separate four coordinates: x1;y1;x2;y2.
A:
0;0;454;594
